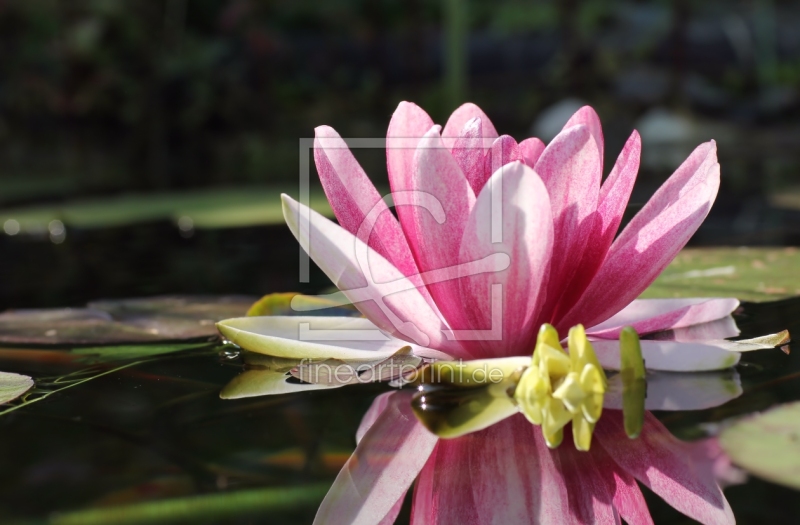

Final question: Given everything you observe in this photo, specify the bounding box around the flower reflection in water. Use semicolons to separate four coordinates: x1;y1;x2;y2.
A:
319;387;738;525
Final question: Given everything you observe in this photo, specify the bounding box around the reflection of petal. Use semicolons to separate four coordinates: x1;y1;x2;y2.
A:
605;370;742;411
219;369;336;399
587;298;739;339
648;316;740;342
315;390;437;525
596;412;735;525
217;316;449;361
411;414;572;524
593;339;740;372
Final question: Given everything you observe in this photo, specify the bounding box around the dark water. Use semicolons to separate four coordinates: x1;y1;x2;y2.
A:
0;298;798;524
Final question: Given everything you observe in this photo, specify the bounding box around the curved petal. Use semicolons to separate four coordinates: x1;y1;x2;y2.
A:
593;339;740;372
411;415;571;525
551;131;641;321
408;127;477;333
458;162;553;357
217;316;422;360
649;316;741;342
482;135;521;188
314;390;438;525
533;124;602;323
590;437;655;525
562;105;604;167
314;126;424;285
387;101;435;257
441;102;498;150
519;137;546;168
595;412;735;525
281;195;462;354
586;297;740;339
558;141;720;331
357;391;395;444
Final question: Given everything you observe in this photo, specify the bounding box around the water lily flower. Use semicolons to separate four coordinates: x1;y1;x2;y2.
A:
218;101;741;373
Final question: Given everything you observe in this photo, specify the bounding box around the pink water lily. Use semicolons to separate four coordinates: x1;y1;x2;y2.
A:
213;101;745;524
220;101;739;371
318;390;736;525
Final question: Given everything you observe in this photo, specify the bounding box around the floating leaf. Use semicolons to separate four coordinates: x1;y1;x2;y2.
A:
0;295;254;345
720;402;800;490
48;483;330;525
0;371;33;404
71;343;212;363
642;247;800;301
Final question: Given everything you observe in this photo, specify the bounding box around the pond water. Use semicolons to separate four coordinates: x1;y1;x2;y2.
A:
0;295;798;524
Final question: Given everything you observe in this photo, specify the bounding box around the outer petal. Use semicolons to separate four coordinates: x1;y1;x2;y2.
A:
533;124;602;324
314;126;426;285
314;391;438;525
649;316;741;342
551;131;641;321
595;412;735;525
408;127;477;333
412;415;571;525
217;316;434;360
356;391;395;444
586;298;740;339
558;141;720;331
592;339;740;372
441;102;499;150
281;194;462;355
457;162;553;357
562;105;605;167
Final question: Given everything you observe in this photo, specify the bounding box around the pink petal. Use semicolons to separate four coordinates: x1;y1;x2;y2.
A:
457;162;554;357
412;415;571;525
386;101;435;261
357;391;395;444
551;130;641;322
519;137;546;167
595;412;735;525
281;194;463;355
557;430;621;525
408;127;477;334
649;316;741;342
315;391;438;525
563;105;605;167
314;125;423;283
533;124;602;324
586;297;740;339
590;435;655;525
558;141;720;331
482;135;521;186
451;117;487;195
441;102;499;150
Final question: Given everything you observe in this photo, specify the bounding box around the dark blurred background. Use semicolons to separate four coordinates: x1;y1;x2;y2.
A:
2;0;800;310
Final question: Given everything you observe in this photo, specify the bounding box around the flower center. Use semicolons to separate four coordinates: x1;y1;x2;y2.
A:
514;324;607;451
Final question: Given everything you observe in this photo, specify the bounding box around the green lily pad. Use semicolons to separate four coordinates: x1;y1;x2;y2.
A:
0;371;34;404
720;402;800;490
0;185;332;233
71;343;212;363
0;296;255;345
642;247;800;301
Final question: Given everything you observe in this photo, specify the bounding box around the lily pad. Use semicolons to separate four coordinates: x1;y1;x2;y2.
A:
642;247;800;301
71;343;212;363
720;402;800;490
0;295;255;345
0;371;34;404
0;186;333;234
